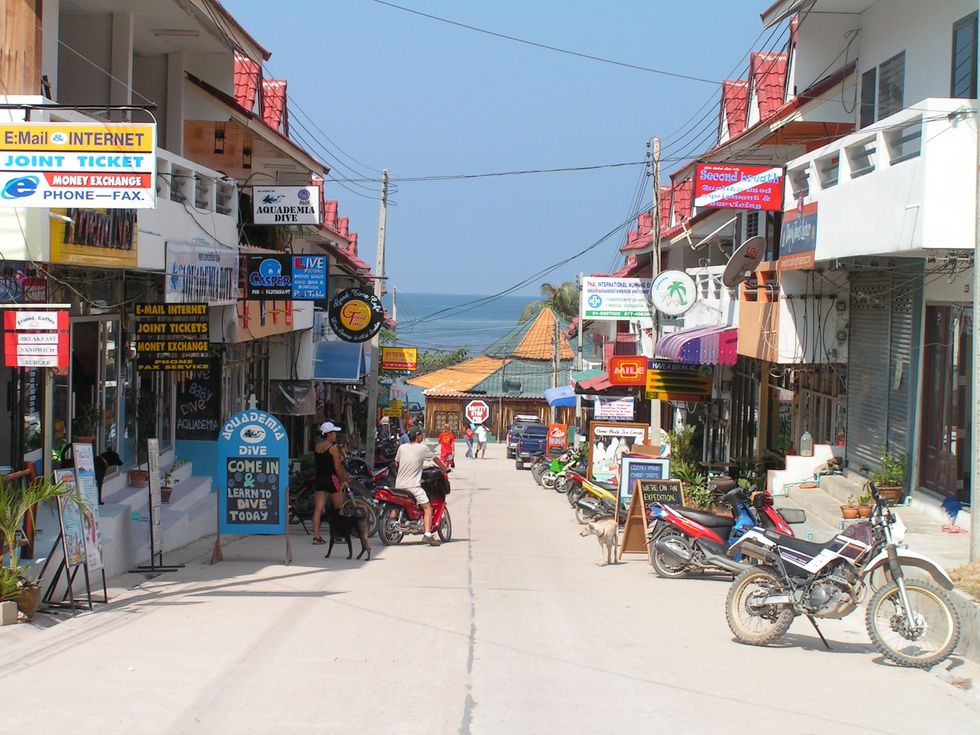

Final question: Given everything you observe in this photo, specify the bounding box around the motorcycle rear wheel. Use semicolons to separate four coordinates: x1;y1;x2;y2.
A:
541;470;557;489
378;505;404;546
866;579;960;669
437;508;453;542
553;475;568;494
726;565;794;646
574;505;594;525
650;530;690;579
566;483;584;507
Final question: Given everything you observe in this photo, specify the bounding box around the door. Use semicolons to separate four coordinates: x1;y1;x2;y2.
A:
66;317;122;453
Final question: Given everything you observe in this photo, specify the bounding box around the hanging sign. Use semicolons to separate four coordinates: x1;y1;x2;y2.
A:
328;288;384;343
381;346;418;371
779;202;818;271
165;242;238;306
252;186;322;225
3;308;70;367
244;254;329;300
217;409;288;535
595;396;635;421
50;208;137;267
581;277;654;320
608;355;648;386
53;468;87;569
644;362;713;402
0;122;156;208
175;359;222;440
547;423;568;452
587;422;648;482
464;399;491;425
134;303;210;371
694;162;784;211
651;270;698;316
72;443;104;572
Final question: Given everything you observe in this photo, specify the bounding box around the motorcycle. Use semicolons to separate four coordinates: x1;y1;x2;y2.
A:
567;471;626;524
720;482;960;669
375;466;453;545
647;486;801;579
534;448;584;492
289;475;379;537
344;456;391;486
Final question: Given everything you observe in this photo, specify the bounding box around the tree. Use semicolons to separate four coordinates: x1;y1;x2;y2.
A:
416;346;469;376
518;281;578;324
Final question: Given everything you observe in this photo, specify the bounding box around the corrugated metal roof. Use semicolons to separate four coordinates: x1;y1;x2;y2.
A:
514;309;574;361
407;355;504;393
470;358;575;399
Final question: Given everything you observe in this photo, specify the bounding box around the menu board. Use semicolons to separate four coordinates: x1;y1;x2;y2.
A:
175;359;222;440
619;456;670;508
636;479;685;509
54;468;86;569
134;302;210;371
225;457;282;526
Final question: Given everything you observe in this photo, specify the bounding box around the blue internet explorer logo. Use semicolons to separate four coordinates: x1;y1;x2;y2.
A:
1;176;39;200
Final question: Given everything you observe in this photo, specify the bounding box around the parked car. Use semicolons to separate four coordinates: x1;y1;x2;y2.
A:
515;423;548;470
506;414;544;459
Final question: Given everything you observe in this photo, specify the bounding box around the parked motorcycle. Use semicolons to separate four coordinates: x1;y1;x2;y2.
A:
289;475;379;537
537;448;584;492
344;456;391;486
568;471;625;524
647;486;801;578
720;482;960;669
375;466;452;545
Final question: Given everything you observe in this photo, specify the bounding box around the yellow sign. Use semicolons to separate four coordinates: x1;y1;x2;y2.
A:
383;407;402;418
0;123;154;152
339;299;372;332
381;347;418;371
644;369;713;402
389;400;403;413
49;208;138;267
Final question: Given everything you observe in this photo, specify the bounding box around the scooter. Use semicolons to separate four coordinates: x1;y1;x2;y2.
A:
567;471;626;524
647;486;802;579
375;466;453;545
541;448;585;493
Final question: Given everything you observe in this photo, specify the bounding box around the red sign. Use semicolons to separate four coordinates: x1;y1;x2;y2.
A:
3;308;70;368
608;355;648;386
464;399;491;425
547;424;568;452
693;162;784;211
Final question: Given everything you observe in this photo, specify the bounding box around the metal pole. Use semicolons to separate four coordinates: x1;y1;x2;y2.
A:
551;311;559;424
649;137;662;443
365;169;389;468
971;18;980;560
576;272;584;445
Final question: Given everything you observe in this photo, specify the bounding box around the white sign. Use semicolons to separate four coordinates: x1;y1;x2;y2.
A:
595;396;635;420
464;400;491;425
0;122;156;208
147;439;162;554
11;311;61;330
651;270;698;316
253;186;322;225
165;242;238;306
72;443;104;572
581;277;654;321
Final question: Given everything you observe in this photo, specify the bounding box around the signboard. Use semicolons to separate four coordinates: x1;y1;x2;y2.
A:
217;409;288;535
146;438;162;555
618;456;671;509
587;422;648;482
165;242;238;306
693;162;784;211
53;468;86;569
464;400;491;425
50;208;137;267
134;302;210;371
244;254;329;300
635;478;685;508
651;270;698;316
547;423;568;452
72;443;104;572
608;355;648;386
581;277;654;320
175;359;222;440
381;346;418;371
328;288;385;343
0;122;156;208
779;202;818;271
253;186;322;225
595;396;635;421
3;308;69;368
645;362;713;402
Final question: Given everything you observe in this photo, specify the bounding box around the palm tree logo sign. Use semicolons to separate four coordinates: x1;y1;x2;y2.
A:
652;270;697;316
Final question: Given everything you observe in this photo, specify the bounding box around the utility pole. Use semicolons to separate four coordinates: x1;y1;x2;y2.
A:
576;272;584;445
365;169;389;468
551;311;560;424
392;286;398;323
971;17;980;561
649;137;663;444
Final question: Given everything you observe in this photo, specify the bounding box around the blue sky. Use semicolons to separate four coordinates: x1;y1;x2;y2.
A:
225;0;771;294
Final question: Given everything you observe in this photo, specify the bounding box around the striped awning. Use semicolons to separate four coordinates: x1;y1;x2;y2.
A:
655;325;738;366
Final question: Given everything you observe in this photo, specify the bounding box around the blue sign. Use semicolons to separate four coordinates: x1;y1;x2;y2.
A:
291;254;328;299
244;254;328;300
217;409;288;535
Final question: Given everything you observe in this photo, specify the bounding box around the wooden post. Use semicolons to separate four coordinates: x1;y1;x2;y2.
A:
1;0;42;95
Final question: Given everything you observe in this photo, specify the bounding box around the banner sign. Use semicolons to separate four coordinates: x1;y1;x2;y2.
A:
244;254;329;300
581;277;654;320
165;242;238;306
252;186;322;225
618;456;670;509
54;468;86;569
464;399;491;425
608;355;647;386
146;438;162;554
175;359;222;440
3;308;69;368
0;122;156;208
779;202;818;271
50;208;137;267
217;410;288;535
588;422;648;482
693;162;784;211
328;288;385;343
381;346;418;371
547;423;568;452
134;302;210;371
72;443;104;572
595;396;635;421
645;361;713;402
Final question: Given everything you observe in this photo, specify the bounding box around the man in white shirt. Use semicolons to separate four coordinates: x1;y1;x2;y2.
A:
475;423;489;459
394;428;448;546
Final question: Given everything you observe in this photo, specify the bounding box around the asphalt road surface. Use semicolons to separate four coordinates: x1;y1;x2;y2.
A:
1;443;978;734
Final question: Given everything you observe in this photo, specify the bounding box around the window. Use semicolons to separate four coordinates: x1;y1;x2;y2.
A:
860;67;876;128
744;211;759;239
951;12;978;98
877;52;905;120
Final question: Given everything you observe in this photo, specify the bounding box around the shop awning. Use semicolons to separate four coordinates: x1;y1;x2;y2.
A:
572;372;634;397
544;385;577;407
654;325;738;365
312;340;364;383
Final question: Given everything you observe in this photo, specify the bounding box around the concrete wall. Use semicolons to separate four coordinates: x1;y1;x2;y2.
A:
57;13;112;107
133;54;169;142
41;0;60;100
776;270;850;364
793;12;859;95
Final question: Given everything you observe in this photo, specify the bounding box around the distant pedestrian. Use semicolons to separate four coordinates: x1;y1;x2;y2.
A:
476;423;488;459
464;426;475;458
438;425;456;467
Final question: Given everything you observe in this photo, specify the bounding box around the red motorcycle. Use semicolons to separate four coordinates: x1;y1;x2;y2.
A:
375;466;452;545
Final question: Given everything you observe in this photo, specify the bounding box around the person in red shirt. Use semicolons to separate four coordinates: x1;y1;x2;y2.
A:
437;425;456;467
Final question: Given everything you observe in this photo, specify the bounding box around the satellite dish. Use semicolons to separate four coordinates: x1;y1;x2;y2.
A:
722;236;766;287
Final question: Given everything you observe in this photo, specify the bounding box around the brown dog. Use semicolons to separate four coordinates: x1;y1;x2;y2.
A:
580;518;619;566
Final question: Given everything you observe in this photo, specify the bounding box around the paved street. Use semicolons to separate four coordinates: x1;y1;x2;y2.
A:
2;444;978;734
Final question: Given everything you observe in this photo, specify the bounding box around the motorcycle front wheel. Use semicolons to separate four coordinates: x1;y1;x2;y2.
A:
437;508;453;542
866;579;960;668
378;504;404;546
566;483;584;507
530;462;547;485
650;530;690;579
574;505;595;525
541;470;557;489
725;565;794;646
553;475;569;494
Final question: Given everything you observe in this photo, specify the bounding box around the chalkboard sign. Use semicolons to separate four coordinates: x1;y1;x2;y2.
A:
636;479;685;509
619;456;670;508
175;359;222;440
225;457;282;525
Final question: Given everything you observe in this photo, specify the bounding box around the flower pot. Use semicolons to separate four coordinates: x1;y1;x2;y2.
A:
160;487;173;503
876;485;904;504
128;469;149;486
857;505;873;518
16;583;41;621
840;506;859;519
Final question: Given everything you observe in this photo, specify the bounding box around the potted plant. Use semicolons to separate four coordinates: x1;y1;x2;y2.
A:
0;477;86;621
870;447;908;504
73;402;102;443
856;490;874;518
840;495;859;520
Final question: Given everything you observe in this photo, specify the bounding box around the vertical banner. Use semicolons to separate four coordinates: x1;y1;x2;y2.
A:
72;443;104;572
175;359;222;440
217;410;288;535
146;439;162;556
53;468;87;569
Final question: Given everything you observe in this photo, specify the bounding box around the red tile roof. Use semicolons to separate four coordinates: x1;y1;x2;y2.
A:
622;211;653;252
337;216;349;237
323;199;339;230
233;53;261;111
262;79;288;133
750;51;788;121
721;79;749;138
672;178;693;226
211;0;271;60
659;185;671;231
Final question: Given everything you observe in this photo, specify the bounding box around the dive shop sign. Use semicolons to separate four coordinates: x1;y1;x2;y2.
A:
253;186;321;225
217;409;288;535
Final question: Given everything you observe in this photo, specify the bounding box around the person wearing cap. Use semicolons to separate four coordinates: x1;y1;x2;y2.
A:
312;421;348;545
394;428;448;546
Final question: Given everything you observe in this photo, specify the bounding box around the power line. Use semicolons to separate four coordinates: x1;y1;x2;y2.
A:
332;159;648;183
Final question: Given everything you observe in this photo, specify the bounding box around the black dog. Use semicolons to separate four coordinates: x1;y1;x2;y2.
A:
324;509;371;561
60;447;123;505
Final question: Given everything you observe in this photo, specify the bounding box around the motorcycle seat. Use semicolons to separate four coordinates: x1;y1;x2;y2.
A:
765;532;830;559
675;507;734;530
591;479;619;492
389;488;419;503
